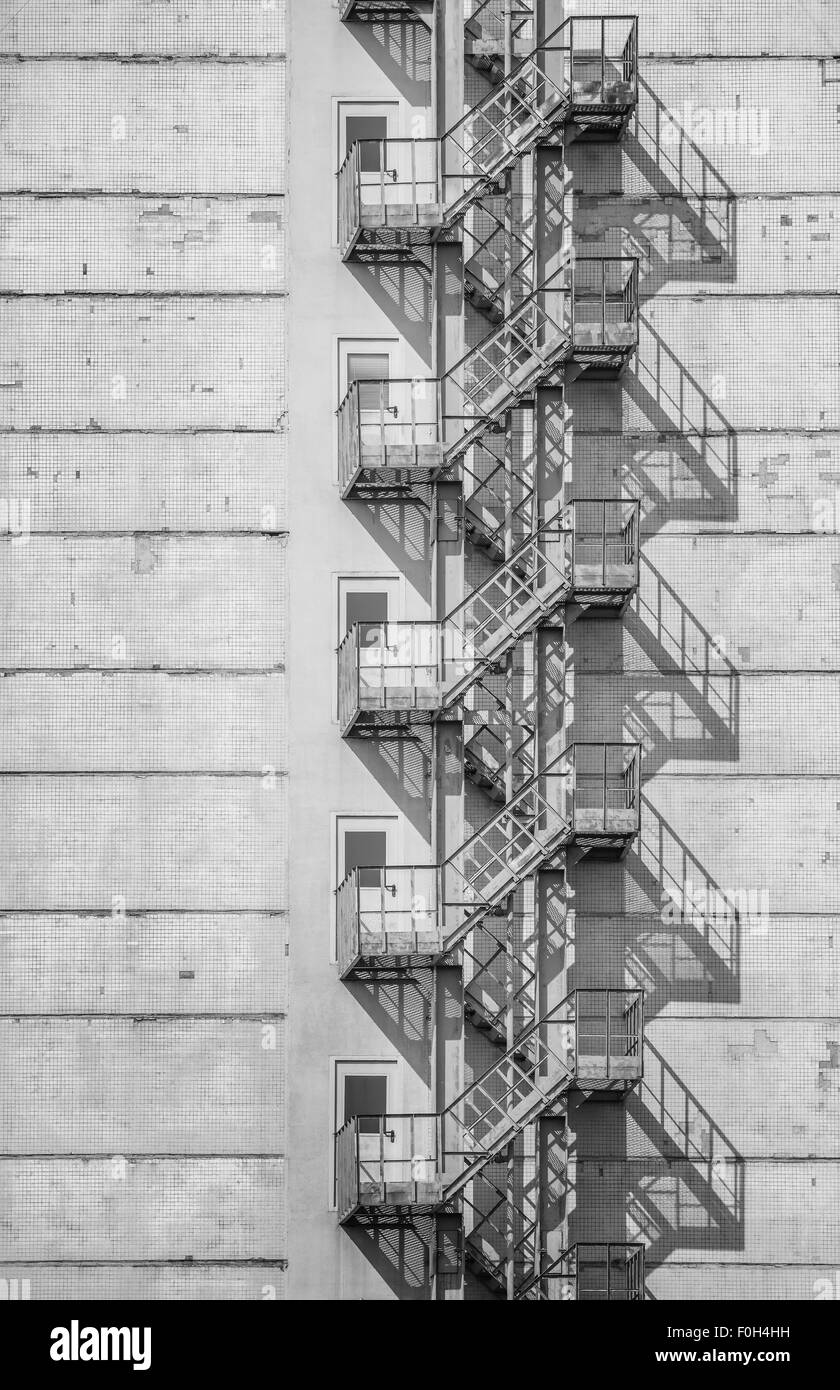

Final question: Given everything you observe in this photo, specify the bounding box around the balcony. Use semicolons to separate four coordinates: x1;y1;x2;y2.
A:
571;741;640;847
572;256;639;374
337;378;444;499
519;1242;645;1301
336;1113;443;1224
337;865;442;978
338;139;444;261
336;991;644;1220
336;507;639;734
336;746;641;977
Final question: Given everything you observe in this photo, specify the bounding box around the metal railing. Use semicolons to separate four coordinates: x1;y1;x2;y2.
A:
337;377;443;497
336;1113;442;1223
338;138;442;259
336;20;638;256
337;865;442;976
334;745;642;961
519;1241;646;1301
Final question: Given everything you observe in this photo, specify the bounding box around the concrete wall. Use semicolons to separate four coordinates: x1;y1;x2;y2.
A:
286;1;438;1300
0;6;287;1298
285;0;840;1302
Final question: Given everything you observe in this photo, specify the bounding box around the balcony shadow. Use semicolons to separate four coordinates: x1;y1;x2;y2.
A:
567;1041;744;1267
347;497;431;601
340;16;433;107
568;317;738;535
570;74;737;295
345;1212;437;1300
346;252;435;367
346;970;433;1084
344;728;433;841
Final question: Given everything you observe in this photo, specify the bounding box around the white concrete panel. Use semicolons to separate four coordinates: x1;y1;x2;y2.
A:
0;300;285;430
0;1158;285;1260
0;196;285;293
0;433;286;535
575;195;840;295
0;776;286;910
0;913;287;1015
571;0;840;55
0;1019;285;1153
572;430;840;536
0;62;285;193
571;301;840;434
0;1;286;55
0;1265;288;1300
0;673;286;771
573;61;840;196
0;536;286;669
572;674;840;775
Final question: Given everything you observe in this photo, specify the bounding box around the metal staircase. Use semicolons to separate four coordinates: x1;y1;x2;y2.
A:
337;17;637;259
334;2;644;1300
338;500;639;735
336;740;641;977
335;988;644;1222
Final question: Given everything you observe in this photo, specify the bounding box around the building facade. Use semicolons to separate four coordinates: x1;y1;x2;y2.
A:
287;0;840;1300
1;0;839;1304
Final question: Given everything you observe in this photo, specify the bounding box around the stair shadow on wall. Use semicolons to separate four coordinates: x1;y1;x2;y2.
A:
568;318;738;536
566;798;741;1011
570;73;737;294
566;1040;744;1272
344;1212;437;1299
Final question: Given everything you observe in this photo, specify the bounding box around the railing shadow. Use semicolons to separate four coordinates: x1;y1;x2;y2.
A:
347;251;435;367
568;324;738;537
341;16;433;106
343;728;433;841
625;1040;745;1264
566;1040;744;1267
631;798;740;1008
345;1212;437;1299
625;553;740;773
566;795;741;1013
619;75;736;293
347;497;432;600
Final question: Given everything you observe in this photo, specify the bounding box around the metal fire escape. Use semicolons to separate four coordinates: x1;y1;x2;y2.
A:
334;2;643;1300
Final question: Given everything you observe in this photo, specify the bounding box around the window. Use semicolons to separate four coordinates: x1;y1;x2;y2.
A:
344;1074;388;1134
345;114;388;171
337;574;401;645
346;351;391;411
345;589;388;648
344;828;388;888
